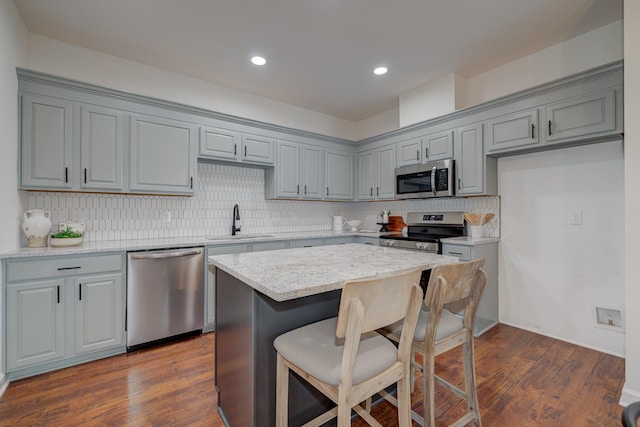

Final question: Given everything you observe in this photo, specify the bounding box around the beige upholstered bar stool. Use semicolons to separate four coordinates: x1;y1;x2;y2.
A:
273;268;423;427
380;259;487;427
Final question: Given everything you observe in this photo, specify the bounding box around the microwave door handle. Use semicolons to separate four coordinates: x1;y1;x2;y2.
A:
431;166;437;196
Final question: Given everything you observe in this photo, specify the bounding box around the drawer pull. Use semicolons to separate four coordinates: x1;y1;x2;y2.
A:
448;251;464;256
57;266;81;271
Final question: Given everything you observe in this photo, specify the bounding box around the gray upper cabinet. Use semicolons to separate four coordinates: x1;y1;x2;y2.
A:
486;109;539;154
544;89;616;143
357;145;396;201
422;129;454;161
455;123;486;196
396;137;421;167
199;126;241;161
325;149;354;200
80;105;125;191
241;134;274;165
301;144;324;199
266;141;325;200
21;94;73;190
129;114;196;195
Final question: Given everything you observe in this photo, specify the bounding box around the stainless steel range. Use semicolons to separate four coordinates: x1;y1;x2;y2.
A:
379;212;465;253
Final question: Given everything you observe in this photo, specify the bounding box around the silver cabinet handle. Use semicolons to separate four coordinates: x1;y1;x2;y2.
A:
431;165;437;196
131;249;201;260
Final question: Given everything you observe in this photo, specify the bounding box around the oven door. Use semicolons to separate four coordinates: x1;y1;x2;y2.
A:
395;159;455;199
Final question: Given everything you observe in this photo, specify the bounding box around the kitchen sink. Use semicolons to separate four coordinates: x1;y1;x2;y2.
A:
206;234;275;241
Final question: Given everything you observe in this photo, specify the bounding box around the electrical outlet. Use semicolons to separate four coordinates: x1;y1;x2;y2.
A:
594;306;624;332
162;210;172;224
569;209;583;225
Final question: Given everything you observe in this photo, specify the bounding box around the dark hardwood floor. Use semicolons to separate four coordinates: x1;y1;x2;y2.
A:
0;324;625;426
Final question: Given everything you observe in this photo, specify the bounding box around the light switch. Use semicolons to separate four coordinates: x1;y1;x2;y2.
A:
569;209;583;225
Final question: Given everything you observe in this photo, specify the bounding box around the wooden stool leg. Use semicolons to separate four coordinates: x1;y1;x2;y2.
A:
463;336;482;427
423;351;436;427
397;372;411;427
337;391;351;427
276;354;289;427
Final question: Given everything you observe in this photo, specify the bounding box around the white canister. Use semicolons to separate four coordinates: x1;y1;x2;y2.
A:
333;216;344;232
22;209;52;248
469;225;483;238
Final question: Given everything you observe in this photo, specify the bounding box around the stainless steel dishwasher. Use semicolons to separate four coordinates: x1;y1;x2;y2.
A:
126;247;204;349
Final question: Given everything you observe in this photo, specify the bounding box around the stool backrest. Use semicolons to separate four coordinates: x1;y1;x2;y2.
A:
336;268;423;338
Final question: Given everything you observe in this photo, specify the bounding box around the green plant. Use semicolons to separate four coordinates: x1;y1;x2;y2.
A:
51;226;83;239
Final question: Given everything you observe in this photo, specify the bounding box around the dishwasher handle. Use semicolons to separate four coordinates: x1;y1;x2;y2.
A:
130;249;202;260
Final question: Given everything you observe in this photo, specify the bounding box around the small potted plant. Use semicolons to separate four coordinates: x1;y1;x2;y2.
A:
50;223;85;247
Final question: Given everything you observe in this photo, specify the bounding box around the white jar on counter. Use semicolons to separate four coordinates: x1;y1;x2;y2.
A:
22;209;52;248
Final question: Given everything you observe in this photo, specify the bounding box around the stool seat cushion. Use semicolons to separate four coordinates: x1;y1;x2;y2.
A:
274;317;398;387
385;308;463;342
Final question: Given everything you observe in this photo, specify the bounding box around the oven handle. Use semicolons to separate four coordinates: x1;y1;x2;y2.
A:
431;165;437;196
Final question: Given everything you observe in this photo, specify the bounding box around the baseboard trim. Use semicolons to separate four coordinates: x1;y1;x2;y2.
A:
0;372;9;399
619;385;640;406
499;321;625;358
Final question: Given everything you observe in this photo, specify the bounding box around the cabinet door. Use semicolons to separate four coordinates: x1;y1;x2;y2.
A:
80;105;125;191
275;141;301;198
21;94;73;189
206;245;248;328
302;144;324;199
544;89;616;143
6;279;66;370
455;123;484;195
423;130;454;161
325;149;354;200
486;109;539;153
129;114;196;195
241;134;274;165
377;145;396;199
357;150;375;200
199;126;240;161
396;137;421;167
75;273;124;354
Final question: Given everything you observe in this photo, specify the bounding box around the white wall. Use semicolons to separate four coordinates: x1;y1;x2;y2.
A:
464;20;623;108
26;34;358;141
399;73;464;128
622;0;640;406
0;0;29;393
498;141;624;356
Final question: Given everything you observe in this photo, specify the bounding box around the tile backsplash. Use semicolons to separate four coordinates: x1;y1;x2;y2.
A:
24;162;500;243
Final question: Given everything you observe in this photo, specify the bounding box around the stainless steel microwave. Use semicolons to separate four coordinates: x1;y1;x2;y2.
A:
395;159;455;199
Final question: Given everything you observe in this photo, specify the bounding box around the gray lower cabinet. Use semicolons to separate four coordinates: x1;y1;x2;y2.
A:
442;241;498;337
205;244;249;332
3;253;125;379
129;113;197;195
20;94;73;190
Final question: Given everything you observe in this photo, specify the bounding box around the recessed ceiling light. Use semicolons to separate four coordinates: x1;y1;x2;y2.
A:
251;56;266;66
373;66;388;76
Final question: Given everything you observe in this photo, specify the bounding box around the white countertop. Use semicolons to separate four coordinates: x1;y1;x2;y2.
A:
0;230;384;259
208;243;458;302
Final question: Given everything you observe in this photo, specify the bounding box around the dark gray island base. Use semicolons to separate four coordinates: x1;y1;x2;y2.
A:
209;244;458;427
216;268;341;427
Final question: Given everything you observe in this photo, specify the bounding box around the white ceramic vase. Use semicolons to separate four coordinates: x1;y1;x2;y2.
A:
22;209;52;248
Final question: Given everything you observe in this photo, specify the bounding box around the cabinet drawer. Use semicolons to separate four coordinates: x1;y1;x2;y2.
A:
442;245;471;261
6;254;123;282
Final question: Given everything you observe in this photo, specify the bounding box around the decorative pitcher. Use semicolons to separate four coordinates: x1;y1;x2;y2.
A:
22;209;52;248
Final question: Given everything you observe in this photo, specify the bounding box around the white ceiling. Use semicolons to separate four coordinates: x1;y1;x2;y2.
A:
14;0;622;122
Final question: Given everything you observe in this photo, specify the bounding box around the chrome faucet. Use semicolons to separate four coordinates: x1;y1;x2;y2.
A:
232;204;241;235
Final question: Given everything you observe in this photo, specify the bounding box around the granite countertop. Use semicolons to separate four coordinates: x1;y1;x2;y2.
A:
440;236;501;245
0;230;384;259
208;243;458;302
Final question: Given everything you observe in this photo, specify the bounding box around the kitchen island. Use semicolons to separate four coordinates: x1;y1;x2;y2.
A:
208;243;458;427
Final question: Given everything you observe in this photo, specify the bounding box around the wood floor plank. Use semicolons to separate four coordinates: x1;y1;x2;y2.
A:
0;324;625;426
